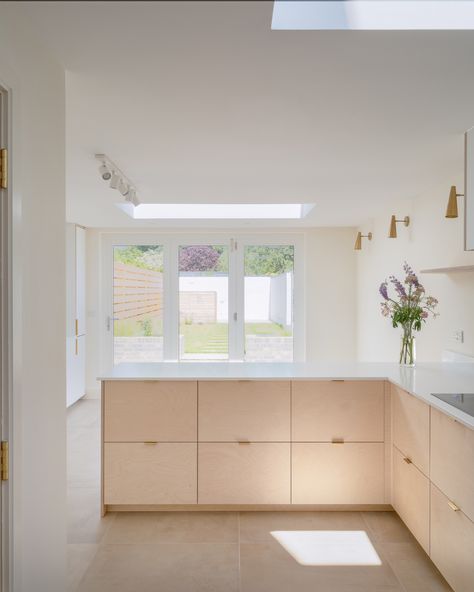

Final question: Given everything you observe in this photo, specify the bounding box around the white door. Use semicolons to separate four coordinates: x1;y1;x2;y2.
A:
0;81;11;592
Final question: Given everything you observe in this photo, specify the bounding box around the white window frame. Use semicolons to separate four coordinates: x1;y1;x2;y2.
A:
101;232;305;366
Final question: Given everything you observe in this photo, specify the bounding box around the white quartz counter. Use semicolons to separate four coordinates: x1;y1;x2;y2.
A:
99;361;474;430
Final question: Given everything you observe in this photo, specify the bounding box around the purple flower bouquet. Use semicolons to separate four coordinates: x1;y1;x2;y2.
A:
379;263;438;366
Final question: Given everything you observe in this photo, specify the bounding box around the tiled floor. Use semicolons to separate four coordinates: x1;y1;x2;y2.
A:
68;398;452;592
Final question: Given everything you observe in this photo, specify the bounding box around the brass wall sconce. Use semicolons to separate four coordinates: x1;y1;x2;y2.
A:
445;185;464;218
354;231;372;250
389;215;410;238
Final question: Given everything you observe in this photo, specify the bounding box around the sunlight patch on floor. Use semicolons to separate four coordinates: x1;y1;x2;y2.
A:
270;530;382;566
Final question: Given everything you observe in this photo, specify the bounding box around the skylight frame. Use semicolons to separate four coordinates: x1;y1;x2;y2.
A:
116;202;315;220
272;1;474;31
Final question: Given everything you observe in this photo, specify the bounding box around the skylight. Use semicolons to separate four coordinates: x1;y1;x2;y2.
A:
116;203;314;220
271;531;382;566
272;1;474;30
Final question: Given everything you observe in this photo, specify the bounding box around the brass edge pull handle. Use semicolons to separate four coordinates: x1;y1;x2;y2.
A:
331;379;345;382
144;441;158;445
332;438;344;444
448;500;460;512
237;440;251;445
403;457;412;464
75;318;79;337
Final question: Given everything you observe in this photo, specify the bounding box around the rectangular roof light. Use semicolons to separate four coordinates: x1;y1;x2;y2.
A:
272;1;474;30
116;202;314;220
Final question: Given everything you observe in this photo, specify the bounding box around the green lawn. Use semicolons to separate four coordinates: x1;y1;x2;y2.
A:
180;322;291;353
115;319;291;354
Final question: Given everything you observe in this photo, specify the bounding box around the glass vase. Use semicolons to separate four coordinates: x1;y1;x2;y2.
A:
400;331;416;367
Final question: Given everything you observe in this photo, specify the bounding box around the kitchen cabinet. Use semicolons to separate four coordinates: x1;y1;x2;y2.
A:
392;384;430;475
392;445;430;553
292;442;385;504
292;380;384;442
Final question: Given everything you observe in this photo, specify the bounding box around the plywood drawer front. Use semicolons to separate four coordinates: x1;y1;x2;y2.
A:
431;407;474;524
431;484;474;592
198;381;290;442
292;443;385;504
198;443;290;504
104;443;197;505
104;380;197;442
392;385;429;475
392;445;430;552
292;380;385;442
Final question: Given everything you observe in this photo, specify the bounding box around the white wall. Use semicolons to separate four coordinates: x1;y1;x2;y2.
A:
356;176;474;362
0;5;66;591
180;276;229;321
305;228;357;362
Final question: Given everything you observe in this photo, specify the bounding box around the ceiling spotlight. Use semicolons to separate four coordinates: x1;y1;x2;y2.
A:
109;171;121;190
98;162;112;181
118;180;129;196
126;188;140;207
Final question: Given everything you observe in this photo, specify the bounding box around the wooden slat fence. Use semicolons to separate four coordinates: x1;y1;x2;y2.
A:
114;262;163;321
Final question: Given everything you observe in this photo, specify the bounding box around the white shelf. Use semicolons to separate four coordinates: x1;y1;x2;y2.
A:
420;265;474;274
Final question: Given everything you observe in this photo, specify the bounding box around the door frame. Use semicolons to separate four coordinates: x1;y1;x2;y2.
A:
0;80;13;592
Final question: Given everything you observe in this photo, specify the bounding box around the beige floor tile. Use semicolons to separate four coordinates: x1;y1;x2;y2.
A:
77;543;239;592
361;511;415;543
68;487;116;544
380;542;453;591
67;544;99;592
240;510;366;543
104;511;239;544
240;540;403;592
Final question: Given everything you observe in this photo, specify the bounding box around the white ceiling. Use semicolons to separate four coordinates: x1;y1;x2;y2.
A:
14;1;474;227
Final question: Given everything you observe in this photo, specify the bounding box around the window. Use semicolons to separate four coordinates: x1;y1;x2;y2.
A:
103;234;303;365
244;245;294;362
179;244;229;361
113;245;164;364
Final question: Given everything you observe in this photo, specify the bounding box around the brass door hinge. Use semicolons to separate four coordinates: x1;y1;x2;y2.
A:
1;441;9;481
0;149;7;189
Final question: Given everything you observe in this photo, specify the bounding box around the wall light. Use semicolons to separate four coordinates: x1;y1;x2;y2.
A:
445;185;464;218
354;231;372;250
389;215;410;238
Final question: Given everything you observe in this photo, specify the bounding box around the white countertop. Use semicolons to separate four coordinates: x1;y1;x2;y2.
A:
100;362;474;430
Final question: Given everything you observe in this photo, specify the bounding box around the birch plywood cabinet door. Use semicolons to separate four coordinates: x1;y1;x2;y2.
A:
392;445;430;553
292;443;385;504
431;407;474;523
104;443;197;505
198;381;290;442
198;443;290;504
104;380;197;442
292;380;385;442
392;385;430;475
431;484;474;592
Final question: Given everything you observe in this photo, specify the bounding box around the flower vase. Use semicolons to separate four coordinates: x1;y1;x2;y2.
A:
400;332;416;367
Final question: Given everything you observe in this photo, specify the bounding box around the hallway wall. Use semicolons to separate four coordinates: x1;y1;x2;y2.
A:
0;4;67;591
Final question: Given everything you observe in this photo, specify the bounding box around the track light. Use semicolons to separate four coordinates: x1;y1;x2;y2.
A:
95;153;140;207
354;231;372;250
109;171;120;189
389;215;410;238
126;188;140;207
445;185;464;218
118;180;129;196
98;162;112;181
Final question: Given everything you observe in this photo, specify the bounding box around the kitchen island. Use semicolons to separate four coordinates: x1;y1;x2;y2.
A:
100;361;474;592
